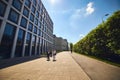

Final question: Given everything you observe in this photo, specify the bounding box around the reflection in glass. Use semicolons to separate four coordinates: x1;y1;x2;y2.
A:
28;22;33;31
25;32;31;56
25;0;31;8
32;35;36;55
30;13;34;22
34;26;37;34
0;1;7;17
0;23;16;59
8;9;19;24
36;38;40;55
0;19;2;29
12;0;22;11
15;29;25;57
23;7;29;18
20;17;27;28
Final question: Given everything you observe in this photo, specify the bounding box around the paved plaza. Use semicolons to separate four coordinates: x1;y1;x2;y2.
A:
0;52;90;80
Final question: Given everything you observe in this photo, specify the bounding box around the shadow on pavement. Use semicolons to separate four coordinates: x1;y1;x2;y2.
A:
0;55;46;69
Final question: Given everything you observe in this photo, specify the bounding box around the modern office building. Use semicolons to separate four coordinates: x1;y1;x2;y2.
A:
53;35;68;52
0;0;53;60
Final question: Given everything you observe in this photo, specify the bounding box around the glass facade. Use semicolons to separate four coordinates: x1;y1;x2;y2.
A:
30;13;34;22
0;1;7;17
33;0;37;6
12;0;22;11
8;9;19;24
32;35;36;55
0;19;2;29
15;29;25;57
36;38;40;55
34;26;37;34
20;17;27;28
35;18;38;25
23;7;29;18
5;0;9;2
28;22;33;31
31;6;36;13
0;23;16;59
25;32;31;56
0;0;53;59
25;0;31;8
36;11;39;18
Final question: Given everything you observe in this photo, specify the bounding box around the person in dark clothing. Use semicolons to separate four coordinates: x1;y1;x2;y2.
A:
71;49;72;53
47;50;50;61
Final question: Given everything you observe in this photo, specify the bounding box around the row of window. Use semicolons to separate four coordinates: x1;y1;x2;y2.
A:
0;22;52;59
0;0;53;34
7;8;51;37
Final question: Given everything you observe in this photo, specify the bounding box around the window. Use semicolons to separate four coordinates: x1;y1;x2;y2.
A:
0;1;7;17
30;13;34;22
38;29;41;36
33;0;37;6
36;37;40;55
38;22;41;28
0;19;2;29
31;6;36;13
5;0;9;2
15;29;25;57
12;0;22;11
25;32;31;56
23;7;29;18
0;23;16;59
35;18;38;25
36;11;39;18
32;35;36;55
34;26;37;34
28;22;33;31
8;9;19;24
25;0;31;8
20;17;27;28
38;5;40;12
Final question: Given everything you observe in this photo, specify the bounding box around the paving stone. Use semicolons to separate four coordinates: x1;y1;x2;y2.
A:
0;52;90;80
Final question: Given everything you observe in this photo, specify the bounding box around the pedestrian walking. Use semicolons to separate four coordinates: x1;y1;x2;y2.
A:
53;50;56;61
47;50;50;61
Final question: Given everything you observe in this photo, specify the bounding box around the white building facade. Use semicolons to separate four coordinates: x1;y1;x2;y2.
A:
53;35;68;52
0;0;53;59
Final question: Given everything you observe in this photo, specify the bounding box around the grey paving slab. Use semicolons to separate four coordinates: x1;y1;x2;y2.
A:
0;52;90;80
71;52;120;80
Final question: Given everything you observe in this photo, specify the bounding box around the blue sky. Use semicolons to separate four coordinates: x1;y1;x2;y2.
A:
41;0;120;43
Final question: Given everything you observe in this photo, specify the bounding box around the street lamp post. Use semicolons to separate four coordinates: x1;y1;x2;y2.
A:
102;14;109;23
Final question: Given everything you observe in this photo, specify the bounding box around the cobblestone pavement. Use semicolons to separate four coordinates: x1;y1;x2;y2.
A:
0;52;90;80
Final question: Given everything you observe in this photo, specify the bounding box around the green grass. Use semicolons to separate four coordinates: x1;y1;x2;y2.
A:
75;52;120;67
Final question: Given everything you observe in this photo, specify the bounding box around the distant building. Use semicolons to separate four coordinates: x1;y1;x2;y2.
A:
0;0;53;59
53;35;68;52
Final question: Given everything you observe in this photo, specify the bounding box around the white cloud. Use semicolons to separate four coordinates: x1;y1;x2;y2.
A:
79;34;85;39
70;2;95;20
85;2;95;15
69;2;95;29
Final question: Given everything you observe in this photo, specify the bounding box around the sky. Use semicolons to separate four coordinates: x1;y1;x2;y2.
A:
41;0;120;44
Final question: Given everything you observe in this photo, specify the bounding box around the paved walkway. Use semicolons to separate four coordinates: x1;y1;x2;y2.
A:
0;52;90;80
71;53;120;80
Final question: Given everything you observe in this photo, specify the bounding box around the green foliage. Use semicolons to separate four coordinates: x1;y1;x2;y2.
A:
74;10;120;63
